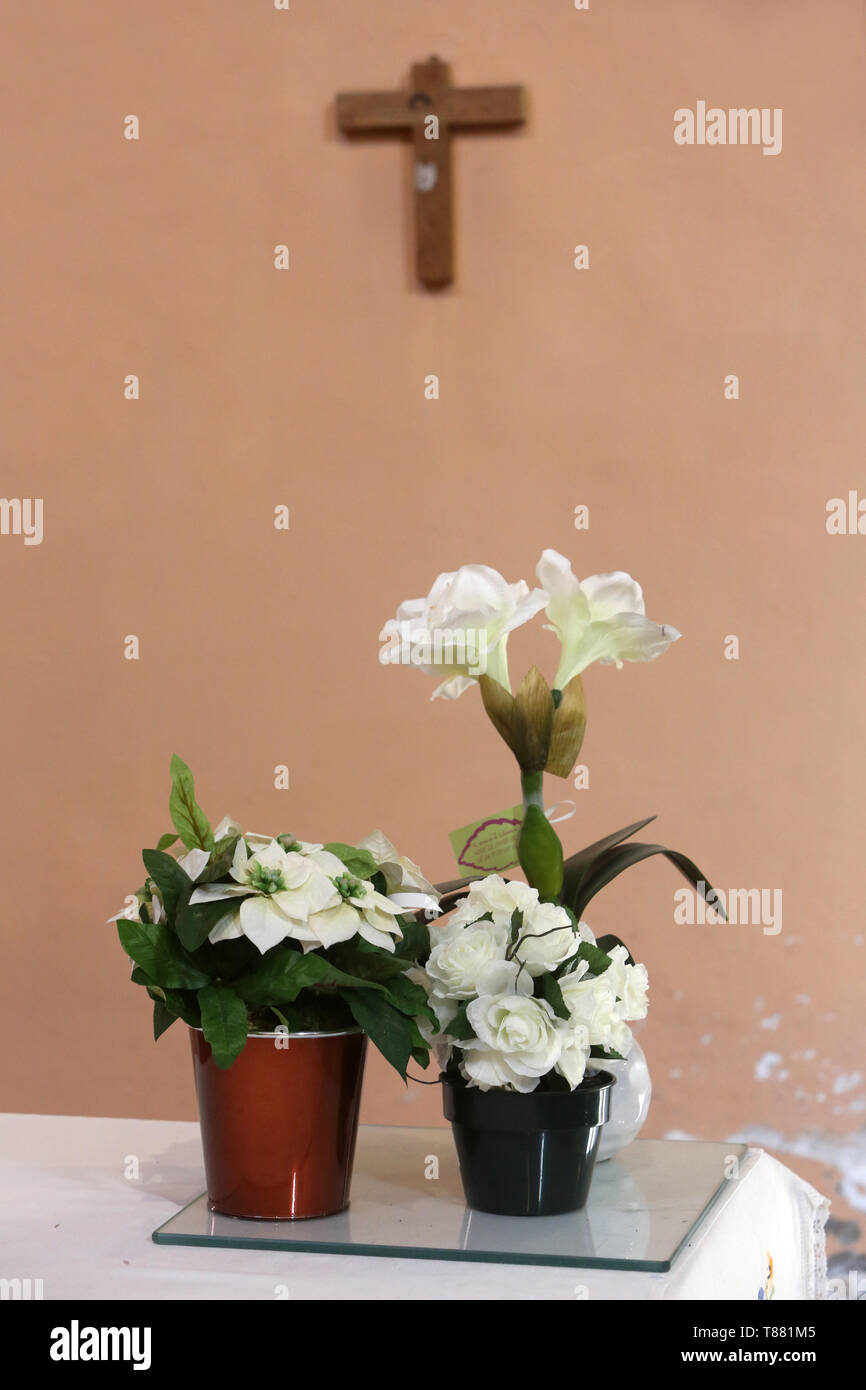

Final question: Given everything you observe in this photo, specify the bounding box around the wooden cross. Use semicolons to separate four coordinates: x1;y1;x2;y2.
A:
336;57;527;288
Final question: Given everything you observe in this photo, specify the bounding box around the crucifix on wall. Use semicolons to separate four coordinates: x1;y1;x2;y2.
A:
336;57;528;289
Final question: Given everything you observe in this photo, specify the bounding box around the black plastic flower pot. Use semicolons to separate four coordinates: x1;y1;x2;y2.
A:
441;1070;616;1217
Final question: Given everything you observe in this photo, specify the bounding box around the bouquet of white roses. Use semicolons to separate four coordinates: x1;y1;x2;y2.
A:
112;756;440;1075
410;874;648;1092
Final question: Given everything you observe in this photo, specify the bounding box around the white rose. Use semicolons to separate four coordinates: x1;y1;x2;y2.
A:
406;966;458;1030
426;919;509;1000
462;992;563;1091
405;968;455;1070
605;945;649;1021
474;958;533;997
457;1046;529;1091
444;876;539;935
556;1021;591;1089
380;563;547;700
559;970;621;1050
605;1018;635;1059
536;549;680;690
514;900;579;977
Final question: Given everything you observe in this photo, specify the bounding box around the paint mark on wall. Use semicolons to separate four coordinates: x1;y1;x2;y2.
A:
732;1124;866;1212
755;1052;789;1081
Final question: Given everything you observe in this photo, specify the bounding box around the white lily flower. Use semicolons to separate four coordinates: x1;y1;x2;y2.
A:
380;563;547;700
536;548;681;690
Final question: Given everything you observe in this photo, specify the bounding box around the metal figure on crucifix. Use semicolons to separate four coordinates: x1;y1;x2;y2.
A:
337;57;527;288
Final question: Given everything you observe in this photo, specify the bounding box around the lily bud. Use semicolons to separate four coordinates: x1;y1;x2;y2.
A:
479;665;556;774
545;673;587;778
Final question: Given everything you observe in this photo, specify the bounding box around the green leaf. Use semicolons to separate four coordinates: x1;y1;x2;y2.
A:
517;804;563;902
444;1002;476;1041
156;832;179;852
175;897;238;952
195;851;235;885
232;948;329;1008
560;816;657;909
381;972;435;1022
158;987;201;1028
322;843;378;880
406;1014;431;1071
197;984;249;1069
338;987;415;1080
328;943;416;983
538;971;571;1021
168;754;214;852
596;933;634;964
118;918;211;990
323;944;435;1021
570;841;723;923
232;946;390;1011
142;848;194;922
575;941;614;977
392;915;430;965
152;997;177;1041
193;936;259;981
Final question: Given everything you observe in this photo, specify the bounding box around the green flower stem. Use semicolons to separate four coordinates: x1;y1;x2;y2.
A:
521;770;545;815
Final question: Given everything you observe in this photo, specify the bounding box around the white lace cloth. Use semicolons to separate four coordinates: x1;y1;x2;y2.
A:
0;1115;829;1301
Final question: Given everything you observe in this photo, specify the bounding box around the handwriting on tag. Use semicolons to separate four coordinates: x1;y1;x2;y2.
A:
448;804;523;875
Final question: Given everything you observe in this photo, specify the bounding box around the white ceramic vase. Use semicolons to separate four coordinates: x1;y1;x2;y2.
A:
596;1037;652;1161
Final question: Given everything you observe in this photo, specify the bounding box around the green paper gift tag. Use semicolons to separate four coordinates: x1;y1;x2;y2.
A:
448;805;523;875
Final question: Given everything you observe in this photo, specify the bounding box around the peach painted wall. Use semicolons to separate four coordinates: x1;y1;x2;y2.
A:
2;2;864;1268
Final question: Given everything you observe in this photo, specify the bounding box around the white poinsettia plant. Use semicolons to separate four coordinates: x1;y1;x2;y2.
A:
112;757;440;1075
384;548;718;1092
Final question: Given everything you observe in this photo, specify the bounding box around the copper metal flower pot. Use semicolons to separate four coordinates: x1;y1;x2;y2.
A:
190;1027;367;1220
